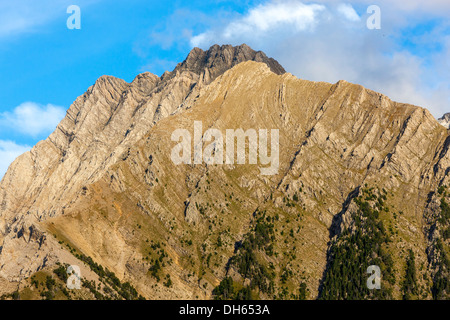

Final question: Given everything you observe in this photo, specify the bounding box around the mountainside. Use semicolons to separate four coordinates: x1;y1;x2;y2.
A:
438;113;450;129
0;44;449;300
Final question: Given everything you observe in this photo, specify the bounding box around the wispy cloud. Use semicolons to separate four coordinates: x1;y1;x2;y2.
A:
0;140;30;180
0;102;66;138
139;58;179;75
304;0;450;14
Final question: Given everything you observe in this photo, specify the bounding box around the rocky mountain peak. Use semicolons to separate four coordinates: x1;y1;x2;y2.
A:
1;44;449;300
438;112;450;128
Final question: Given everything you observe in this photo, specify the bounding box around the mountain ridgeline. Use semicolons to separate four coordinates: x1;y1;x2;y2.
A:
0;44;449;300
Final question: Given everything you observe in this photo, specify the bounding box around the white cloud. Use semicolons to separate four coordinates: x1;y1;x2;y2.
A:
0;0;101;38
337;4;360;21
0;102;66;138
0;140;30;180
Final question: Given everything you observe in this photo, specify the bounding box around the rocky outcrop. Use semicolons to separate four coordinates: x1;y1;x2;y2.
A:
0;45;449;300
438;112;450;128
0;45;288;295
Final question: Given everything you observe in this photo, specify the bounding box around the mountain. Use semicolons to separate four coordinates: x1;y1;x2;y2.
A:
438;113;450;129
0;44;449;300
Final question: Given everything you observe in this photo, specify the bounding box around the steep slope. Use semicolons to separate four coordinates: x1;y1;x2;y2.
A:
0;44;285;289
1;47;449;300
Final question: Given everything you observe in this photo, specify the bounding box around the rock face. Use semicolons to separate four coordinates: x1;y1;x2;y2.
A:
164;44;286;84
0;44;449;300
438;112;450;128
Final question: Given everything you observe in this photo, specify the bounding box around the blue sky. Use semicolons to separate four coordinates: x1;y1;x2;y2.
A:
0;0;449;178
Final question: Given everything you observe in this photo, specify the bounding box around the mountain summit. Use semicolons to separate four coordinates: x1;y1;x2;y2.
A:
438;112;450;129
0;45;449;300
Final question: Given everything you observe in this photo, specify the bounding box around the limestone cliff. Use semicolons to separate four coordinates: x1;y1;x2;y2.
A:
0;45;448;300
